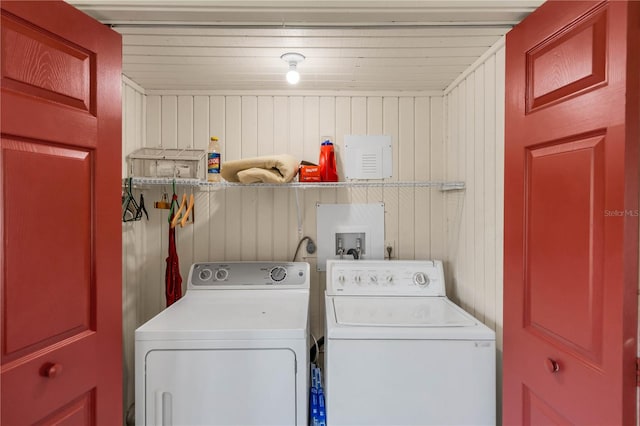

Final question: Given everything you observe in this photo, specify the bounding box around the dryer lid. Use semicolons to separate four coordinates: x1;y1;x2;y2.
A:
332;297;475;327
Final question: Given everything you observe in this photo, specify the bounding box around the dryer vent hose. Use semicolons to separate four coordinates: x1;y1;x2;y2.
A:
310;336;325;363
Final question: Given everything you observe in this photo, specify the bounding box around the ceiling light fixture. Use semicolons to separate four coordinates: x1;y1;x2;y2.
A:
281;52;305;85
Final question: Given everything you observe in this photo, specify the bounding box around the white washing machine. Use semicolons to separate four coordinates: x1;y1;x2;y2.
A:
324;260;495;426
135;261;310;426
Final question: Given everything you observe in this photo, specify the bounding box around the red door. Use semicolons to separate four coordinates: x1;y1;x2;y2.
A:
504;1;639;424
0;1;122;424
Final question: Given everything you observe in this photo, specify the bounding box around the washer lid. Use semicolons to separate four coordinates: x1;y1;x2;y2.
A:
136;290;309;341
332;297;475;327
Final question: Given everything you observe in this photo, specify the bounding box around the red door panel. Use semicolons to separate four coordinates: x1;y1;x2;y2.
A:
33;391;96;426
0;10;97;147
504;1;639;424
1;1;122;424
3;140;92;362
526;7;607;112
526;134;605;363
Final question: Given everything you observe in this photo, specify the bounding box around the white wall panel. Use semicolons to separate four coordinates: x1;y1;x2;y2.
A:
121;79;146;422
443;38;505;422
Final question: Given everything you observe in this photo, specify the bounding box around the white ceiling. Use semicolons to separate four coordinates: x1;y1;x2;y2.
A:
70;1;543;92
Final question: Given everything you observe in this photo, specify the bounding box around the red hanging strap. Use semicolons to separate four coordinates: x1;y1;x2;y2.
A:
165;212;182;307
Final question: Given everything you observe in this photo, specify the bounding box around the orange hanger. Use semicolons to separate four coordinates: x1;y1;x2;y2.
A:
170;193;187;228
180;193;195;227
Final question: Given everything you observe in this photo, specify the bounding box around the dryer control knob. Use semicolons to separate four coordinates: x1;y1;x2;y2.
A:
384;275;394;285
199;268;213;281
413;272;429;287
337;274;346;285
270;266;287;282
369;274;378;284
215;268;229;281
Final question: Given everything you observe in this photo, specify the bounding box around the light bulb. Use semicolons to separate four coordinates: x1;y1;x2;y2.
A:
286;68;300;84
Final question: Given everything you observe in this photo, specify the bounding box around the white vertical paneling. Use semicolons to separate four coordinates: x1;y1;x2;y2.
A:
176;96;195;294
335;97;352;204
382;97;399;259
142;93;164;319
121;79;146;421
483;55;497;332
444;86;461;304
177;96;194;148
414;97;430;260
161;96;178;148
302;97;322;338
193;96;210;262
241;96;258;260
444;39;506;422
398;97;415;260
317;96;336;338
209;96;226;262
302;96;320;237
257;96;275;261
494;47;506;425
272;97;290;260
429;97;446;260
366;97;384;204
350;97;368;205
225;96;242;260
456;81;468;311
288;97;305;254
474;65;486;322
495;45;506;348
145;95;161;149
122;84;134;177
463;75;475;315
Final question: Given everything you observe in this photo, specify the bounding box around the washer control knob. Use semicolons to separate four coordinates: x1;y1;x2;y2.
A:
199;268;213;281
369;274;378;284
385;275;394;285
337;274;346;285
215;268;229;281
413;272;429;287
270;266;287;282
354;275;362;285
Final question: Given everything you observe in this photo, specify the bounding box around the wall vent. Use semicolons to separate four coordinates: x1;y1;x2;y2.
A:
344;135;392;180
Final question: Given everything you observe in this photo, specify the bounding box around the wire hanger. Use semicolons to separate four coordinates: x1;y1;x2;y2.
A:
123;177;147;222
138;193;149;220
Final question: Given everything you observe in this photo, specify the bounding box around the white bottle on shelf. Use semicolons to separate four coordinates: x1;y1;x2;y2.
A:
207;136;222;182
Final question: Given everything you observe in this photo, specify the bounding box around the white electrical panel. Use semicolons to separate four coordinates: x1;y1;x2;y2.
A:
316;203;385;271
344;135;392;180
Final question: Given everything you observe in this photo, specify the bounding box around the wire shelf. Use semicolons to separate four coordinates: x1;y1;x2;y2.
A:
125;177;465;191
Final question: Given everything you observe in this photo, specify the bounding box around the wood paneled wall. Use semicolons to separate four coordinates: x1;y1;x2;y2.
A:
121;86;451;418
121;76;146;422
443;39;506;420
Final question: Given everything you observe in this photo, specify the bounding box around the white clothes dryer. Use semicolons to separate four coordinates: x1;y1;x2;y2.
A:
136;261;310;426
324;260;495;426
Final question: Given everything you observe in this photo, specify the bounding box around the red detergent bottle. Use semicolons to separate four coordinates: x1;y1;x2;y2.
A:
319;139;338;182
